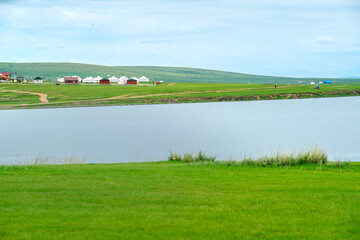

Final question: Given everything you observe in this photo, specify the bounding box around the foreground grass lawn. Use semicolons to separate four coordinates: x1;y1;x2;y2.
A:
1;162;359;239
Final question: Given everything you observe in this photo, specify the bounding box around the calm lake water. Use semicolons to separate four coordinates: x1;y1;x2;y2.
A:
1;97;359;164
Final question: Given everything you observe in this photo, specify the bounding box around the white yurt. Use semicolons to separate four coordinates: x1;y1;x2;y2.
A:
93;76;102;83
109;76;118;83
138;76;150;82
83;76;96;83
310;81;316;85
118;75;128;85
57;77;65;83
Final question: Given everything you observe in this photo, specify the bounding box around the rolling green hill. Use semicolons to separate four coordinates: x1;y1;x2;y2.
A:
1;62;358;84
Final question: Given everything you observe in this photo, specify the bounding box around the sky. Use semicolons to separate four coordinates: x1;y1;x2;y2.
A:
0;0;359;77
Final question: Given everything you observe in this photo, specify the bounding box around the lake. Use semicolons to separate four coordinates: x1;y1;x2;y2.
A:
1;97;359;164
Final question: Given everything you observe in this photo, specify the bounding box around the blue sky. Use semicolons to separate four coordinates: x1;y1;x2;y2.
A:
0;0;359;77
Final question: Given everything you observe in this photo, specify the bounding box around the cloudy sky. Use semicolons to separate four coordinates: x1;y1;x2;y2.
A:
0;0;359;77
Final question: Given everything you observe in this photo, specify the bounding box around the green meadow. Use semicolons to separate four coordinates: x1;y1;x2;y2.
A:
1;82;359;109
0;161;359;239
0;91;39;106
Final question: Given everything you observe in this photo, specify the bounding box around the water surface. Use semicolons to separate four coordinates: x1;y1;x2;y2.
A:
1;97;359;164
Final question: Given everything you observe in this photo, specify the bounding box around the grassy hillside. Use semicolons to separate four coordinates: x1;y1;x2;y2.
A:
1;62;358;84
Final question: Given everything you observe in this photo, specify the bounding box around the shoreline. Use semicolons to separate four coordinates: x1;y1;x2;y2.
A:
1;160;359;167
1;89;360;110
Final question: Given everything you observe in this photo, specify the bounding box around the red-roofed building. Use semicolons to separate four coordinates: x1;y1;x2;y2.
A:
126;78;138;85
0;72;11;79
99;78;110;85
64;77;79;84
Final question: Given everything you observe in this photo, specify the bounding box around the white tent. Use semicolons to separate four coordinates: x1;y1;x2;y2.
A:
57;77;65;83
138;76;150;82
83;76;97;83
310;81;316;85
118;75;128;85
93;76;102;83
109;76;118;83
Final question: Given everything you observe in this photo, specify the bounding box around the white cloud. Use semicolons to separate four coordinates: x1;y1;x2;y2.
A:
315;36;335;44
36;43;49;49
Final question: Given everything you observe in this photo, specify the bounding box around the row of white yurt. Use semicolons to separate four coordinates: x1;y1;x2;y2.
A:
83;76;96;83
58;75;150;84
83;76;101;83
83;75;128;84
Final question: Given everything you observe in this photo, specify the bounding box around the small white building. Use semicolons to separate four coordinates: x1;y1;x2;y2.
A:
57;77;65;83
138;76;150;82
310;81;316;85
33;77;43;84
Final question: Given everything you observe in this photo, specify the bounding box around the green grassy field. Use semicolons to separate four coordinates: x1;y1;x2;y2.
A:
1;82;360;109
0;162;359;239
0;91;39;106
1;62;359;84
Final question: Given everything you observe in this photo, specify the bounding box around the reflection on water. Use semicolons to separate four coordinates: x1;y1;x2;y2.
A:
1;96;359;164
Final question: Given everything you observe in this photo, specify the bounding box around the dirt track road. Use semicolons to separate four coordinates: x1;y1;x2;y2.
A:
1;89;48;103
107;85;290;100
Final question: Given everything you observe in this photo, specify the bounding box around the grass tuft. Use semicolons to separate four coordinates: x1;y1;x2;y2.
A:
0;165;36;171
169;151;216;162
23;156;86;165
333;159;351;168
168;152;182;161
169;148;329;167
